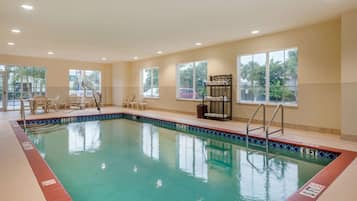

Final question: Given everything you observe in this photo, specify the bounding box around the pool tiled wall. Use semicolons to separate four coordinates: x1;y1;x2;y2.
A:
18;112;339;160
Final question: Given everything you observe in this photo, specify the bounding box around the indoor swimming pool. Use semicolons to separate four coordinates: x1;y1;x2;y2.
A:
26;117;332;201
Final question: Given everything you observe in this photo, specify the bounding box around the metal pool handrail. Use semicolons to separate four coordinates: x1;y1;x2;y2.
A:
246;104;266;146
81;81;102;112
246;151;268;174
20;99;27;130
265;104;284;152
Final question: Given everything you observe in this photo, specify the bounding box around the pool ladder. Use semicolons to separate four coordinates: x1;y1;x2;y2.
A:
20;99;27;130
246;104;284;153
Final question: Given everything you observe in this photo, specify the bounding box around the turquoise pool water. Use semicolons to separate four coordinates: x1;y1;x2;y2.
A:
28;119;330;201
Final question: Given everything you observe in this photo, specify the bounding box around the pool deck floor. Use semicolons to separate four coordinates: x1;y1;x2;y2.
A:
0;106;356;201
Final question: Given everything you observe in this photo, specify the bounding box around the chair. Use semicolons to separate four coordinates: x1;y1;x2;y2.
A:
48;96;60;111
138;101;147;110
122;97;130;108
127;95;137;109
32;96;49;114
66;96;85;110
83;97;94;108
129;100;138;109
137;96;147;110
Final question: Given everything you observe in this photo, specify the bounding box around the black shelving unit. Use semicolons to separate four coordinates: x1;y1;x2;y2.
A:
202;74;232;120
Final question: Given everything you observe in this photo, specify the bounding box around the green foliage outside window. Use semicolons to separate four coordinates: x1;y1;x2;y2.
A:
177;61;207;99
143;68;159;97
240;48;298;104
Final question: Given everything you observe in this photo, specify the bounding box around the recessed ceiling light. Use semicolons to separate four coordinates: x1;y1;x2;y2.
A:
157;50;163;55
195;42;202;46
7;42;15;46
21;4;34;10
251;30;260;35
48;51;54;55
101;57;107;61
133;56;139;60
11;29;21;33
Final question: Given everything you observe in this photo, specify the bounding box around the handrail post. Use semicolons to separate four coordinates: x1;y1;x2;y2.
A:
263;104;266;130
265;130;269;153
281;105;284;135
20;99;26;130
246;104;266;148
246;126;249;147
265;104;285;153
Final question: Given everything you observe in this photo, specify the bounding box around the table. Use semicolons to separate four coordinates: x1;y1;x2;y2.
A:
25;98;55;114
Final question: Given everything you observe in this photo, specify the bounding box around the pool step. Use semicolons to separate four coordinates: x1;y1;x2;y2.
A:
25;124;65;134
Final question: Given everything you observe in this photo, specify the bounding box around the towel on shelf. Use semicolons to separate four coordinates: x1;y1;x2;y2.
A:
204;80;229;86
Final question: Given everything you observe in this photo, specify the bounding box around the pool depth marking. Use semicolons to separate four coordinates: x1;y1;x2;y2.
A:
22;141;34;150
42;179;57;187
299;182;326;198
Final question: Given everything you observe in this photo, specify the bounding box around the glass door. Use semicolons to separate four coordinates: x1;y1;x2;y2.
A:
0;71;8;111
0;65;46;111
6;65;46;111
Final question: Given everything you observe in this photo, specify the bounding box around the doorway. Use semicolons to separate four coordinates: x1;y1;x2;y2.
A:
0;65;46;111
0;71;7;111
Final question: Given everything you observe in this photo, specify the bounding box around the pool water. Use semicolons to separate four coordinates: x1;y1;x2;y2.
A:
29;119;330;201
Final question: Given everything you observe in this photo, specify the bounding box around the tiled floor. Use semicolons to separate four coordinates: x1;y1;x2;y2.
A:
1;107;356;201
0;116;46;201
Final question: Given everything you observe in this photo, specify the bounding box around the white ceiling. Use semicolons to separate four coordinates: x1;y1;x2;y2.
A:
0;0;356;63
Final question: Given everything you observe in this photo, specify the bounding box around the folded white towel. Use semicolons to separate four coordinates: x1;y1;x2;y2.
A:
204;113;228;118
204;96;228;101
204;80;229;86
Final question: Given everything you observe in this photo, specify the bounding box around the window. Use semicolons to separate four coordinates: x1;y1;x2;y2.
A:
142;67;159;98
5;65;46;110
176;61;208;100
238;48;298;105
69;69;101;97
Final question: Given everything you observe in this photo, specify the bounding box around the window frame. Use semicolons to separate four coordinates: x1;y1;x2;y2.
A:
142;67;160;98
176;60;208;101
237;47;298;107
68;69;101;97
0;65;47;111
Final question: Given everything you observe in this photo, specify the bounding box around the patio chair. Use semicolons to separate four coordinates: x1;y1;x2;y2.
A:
32;96;49;114
138;101;147;110
47;96;60;111
128;95;138;109
122;97;130;108
66;96;85;110
136;96;147;110
123;95;136;108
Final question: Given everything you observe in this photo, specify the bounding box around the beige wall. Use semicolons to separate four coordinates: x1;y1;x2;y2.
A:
0;54;112;105
341;10;357;139
112;62;131;105
0;20;343;132
113;19;341;131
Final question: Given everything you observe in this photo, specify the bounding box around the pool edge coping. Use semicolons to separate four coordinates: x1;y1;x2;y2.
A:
9;120;72;201
10;111;357;201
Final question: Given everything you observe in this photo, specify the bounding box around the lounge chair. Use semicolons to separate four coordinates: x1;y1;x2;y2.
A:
66;96;85;110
